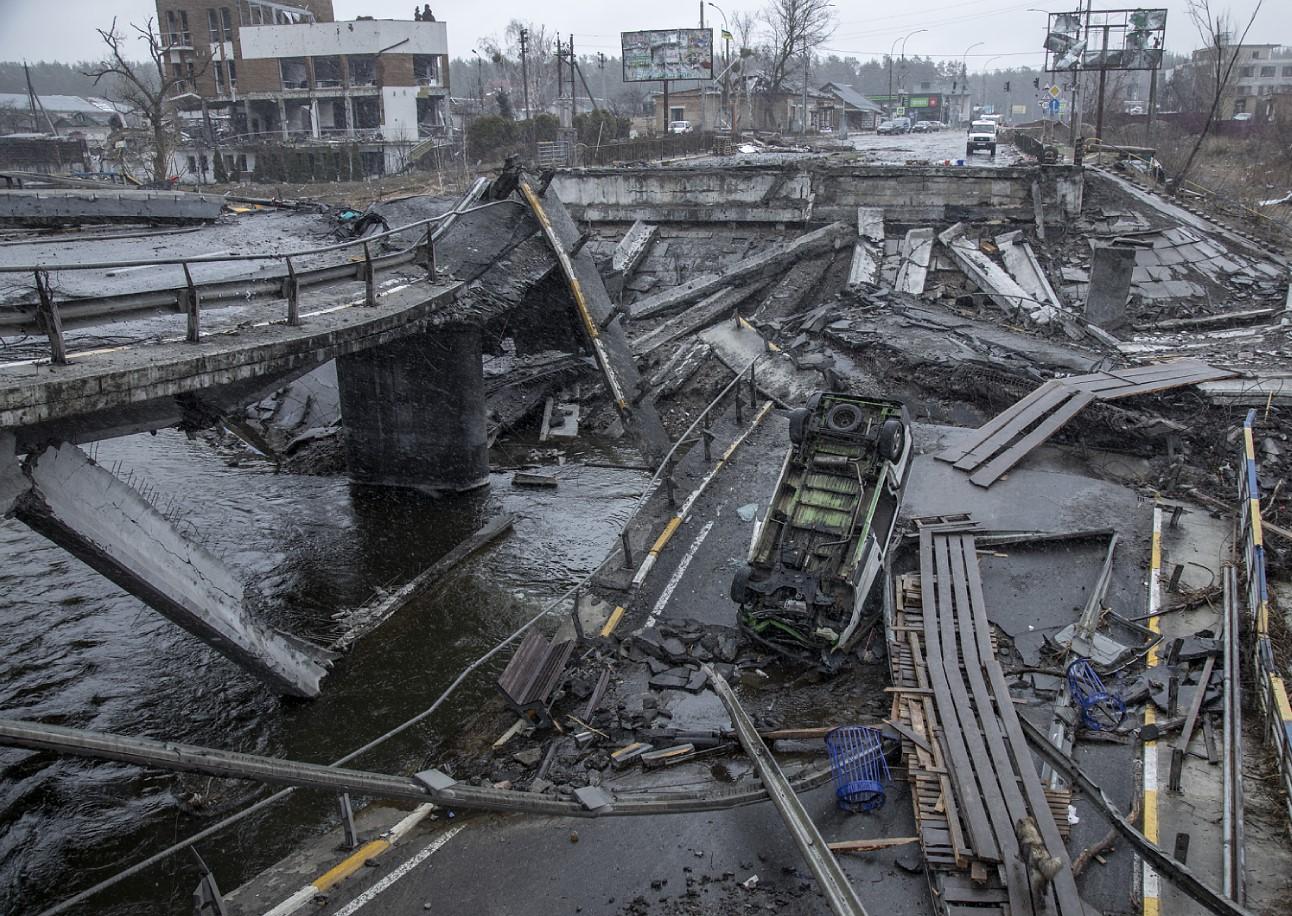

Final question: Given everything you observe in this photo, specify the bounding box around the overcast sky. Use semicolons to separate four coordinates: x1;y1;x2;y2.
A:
0;0;1280;72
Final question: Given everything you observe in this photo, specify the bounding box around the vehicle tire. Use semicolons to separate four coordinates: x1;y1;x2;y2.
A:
825;403;864;434
989;144;997;157
788;407;811;445
730;566;752;604
966;144;973;157
878;418;905;462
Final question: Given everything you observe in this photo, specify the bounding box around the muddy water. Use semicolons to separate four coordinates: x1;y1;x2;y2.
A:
0;431;645;915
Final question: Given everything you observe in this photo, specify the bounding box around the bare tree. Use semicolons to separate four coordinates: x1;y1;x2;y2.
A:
85;17;208;184
759;0;836;104
731;11;760;54
1171;0;1262;193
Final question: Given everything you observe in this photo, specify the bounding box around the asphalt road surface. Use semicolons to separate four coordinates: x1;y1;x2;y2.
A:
848;126;1024;167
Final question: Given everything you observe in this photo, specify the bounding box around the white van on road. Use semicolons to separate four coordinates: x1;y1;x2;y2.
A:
966;119;998;157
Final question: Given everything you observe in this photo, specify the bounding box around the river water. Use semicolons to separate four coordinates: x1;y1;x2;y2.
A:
0;430;645;914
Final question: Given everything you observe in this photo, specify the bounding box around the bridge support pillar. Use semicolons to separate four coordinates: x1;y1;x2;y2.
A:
4;441;332;697
336;327;488;493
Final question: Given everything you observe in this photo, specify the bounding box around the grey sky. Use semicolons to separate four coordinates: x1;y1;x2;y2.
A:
0;0;1280;73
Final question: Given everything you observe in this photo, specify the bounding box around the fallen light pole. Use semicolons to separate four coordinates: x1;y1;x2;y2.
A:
0;717;841;821
704;665;869;916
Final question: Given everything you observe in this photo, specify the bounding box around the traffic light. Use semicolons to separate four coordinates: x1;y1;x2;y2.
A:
1004;81;1010;92
1033;77;1040;89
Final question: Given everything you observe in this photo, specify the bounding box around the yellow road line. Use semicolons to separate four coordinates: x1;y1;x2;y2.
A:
312;838;391;891
600;606;626;638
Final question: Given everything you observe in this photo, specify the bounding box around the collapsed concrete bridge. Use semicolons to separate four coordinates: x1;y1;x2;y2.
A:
0;176;665;697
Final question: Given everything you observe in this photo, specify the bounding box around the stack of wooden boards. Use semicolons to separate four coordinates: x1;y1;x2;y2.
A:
888;529;1083;915
938;360;1236;487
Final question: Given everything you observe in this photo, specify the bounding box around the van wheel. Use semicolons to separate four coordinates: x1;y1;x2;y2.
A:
989;144;997;157
878;419;905;462
789;407;811;445
966;144;973;157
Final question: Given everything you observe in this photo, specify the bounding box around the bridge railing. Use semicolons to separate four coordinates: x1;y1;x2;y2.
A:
0;178;513;364
1238;409;1292;829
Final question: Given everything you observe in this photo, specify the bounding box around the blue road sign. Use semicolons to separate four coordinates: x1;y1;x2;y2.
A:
1048;98;1061;115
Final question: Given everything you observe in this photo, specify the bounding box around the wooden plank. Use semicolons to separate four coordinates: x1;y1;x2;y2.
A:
946;534;1040;914
938;380;1062;465
941;877;1010;903
934;535;1032;916
952;384;1075;471
897;597;970;864
969;390;1096;488
961;534;1085;916
919;531;999;862
1096;367;1237;400
829;836;919;853
1064;360;1217;395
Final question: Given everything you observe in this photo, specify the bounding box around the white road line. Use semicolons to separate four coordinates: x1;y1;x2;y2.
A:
641;519;715;631
329;823;465;916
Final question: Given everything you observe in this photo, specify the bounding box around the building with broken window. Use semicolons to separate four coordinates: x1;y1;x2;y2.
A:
1188;42;1292;120
154;0;451;180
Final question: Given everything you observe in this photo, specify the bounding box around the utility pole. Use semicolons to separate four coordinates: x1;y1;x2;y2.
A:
570;35;577;121
802;42;809;135
519;27;531;151
599;52;606;109
1094;21;1110;140
699;2;707;131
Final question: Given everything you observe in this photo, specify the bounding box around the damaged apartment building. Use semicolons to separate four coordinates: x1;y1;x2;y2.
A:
159;0;450;181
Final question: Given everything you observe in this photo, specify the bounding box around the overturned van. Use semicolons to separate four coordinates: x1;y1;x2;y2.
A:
732;392;913;667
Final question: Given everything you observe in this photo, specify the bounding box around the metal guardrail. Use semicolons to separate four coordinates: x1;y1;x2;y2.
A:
1239;409;1292;830
0;179;506;357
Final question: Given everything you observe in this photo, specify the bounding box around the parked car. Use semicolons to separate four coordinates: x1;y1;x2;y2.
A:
891;116;912;133
876;119;898;134
966;119;998;157
1232;112;1253;121
668;120;693;133
731;391;912;668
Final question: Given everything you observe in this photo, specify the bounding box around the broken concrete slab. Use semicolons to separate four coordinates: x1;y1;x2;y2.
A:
895;228;934;296
0;189;223;227
612;220;658;277
629;222;852;320
607;220;658;297
631;281;770;357
857;206;884;243
939;222;1051;323
9;442;332;696
995;230;1062;314
847;242;880;289
699;319;821;405
1085;244;1137;332
520;180;668;463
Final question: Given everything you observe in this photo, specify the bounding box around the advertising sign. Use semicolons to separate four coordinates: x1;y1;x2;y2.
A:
621;29;714;82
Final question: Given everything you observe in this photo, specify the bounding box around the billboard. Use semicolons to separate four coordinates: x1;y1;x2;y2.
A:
622;29;713;82
1044;8;1167;72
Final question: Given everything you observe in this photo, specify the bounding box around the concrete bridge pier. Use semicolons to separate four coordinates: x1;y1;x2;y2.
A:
1;435;333;697
336;326;488;493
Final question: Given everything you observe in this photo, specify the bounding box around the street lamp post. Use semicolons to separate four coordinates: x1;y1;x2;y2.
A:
980;55;1002;115
959;41;984;125
471;49;482;110
898;28;927;118
708;2;730;128
888;28;930;118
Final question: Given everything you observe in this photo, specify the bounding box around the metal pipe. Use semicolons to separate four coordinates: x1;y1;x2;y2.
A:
705;665;868;916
